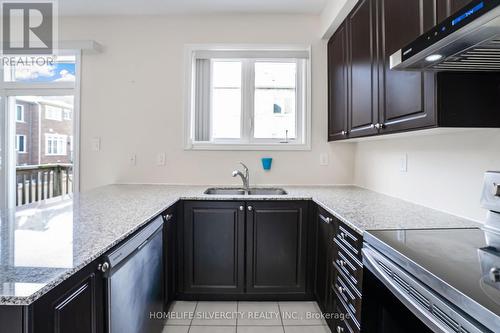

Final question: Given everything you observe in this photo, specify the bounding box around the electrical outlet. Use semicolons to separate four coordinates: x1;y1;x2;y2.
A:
400;153;408;172
91;137;101;152
129;154;137;166
157;153;166;166
320;153;329;166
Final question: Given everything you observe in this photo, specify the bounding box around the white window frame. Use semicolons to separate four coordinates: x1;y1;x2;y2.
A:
45;134;68;156
63;108;72;120
15;134;26;153
15;104;24;122
184;44;312;151
0;49;82;209
45;104;63;121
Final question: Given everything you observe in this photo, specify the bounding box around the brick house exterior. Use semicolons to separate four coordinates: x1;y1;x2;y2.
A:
15;98;73;166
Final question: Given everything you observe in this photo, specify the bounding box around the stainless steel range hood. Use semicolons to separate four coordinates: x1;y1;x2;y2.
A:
390;0;500;71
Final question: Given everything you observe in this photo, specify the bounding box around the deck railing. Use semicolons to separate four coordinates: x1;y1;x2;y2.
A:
16;164;73;206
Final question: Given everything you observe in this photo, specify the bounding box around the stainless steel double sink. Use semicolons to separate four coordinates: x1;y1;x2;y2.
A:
204;187;288;195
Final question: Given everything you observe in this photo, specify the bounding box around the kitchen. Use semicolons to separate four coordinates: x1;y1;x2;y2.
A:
0;0;499;332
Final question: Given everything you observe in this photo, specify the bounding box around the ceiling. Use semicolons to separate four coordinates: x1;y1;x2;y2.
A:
58;0;328;16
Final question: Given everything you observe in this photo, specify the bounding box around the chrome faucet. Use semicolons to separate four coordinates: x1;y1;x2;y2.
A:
232;162;249;190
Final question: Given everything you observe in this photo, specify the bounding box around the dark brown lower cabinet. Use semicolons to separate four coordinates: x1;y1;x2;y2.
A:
315;207;334;312
182;201;246;296
31;259;105;333
246;201;308;295
179;200;311;299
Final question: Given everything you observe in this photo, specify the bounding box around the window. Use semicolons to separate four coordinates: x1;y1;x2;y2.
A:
15;104;24;122
45;134;67;155
63;109;72;120
185;46;311;150
4;55;77;83
16;135;26;153
45;105;62;121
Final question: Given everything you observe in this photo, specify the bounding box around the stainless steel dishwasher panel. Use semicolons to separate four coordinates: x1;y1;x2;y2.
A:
106;217;164;333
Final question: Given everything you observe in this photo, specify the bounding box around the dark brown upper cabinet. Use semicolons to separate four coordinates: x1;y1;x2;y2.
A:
346;0;378;138
328;23;349;141
327;0;500;141
377;0;437;134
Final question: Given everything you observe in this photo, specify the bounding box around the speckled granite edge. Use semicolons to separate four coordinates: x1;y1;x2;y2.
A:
0;184;482;306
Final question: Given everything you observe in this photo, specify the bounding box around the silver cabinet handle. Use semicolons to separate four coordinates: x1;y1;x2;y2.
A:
375;123;385;129
490;267;500;283
98;262;110;273
165;214;173;221
336;326;344;333
247;206;253;211
341;130;348;136
338;286;344;294
239;205;244;211
493;183;500;197
319;214;332;224
339;260;345;267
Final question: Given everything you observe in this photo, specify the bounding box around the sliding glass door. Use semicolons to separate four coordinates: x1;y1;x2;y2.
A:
0;53;80;211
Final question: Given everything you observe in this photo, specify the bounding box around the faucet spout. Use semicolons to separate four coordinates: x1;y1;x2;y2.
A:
232;162;250;190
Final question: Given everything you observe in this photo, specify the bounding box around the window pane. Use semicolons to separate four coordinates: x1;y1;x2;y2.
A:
212;61;242;139
14;96;74;206
254;62;296;139
4;56;76;83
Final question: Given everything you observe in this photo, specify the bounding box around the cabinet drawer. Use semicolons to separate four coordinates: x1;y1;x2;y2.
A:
335;223;362;260
334;289;360;333
333;270;362;323
333;242;363;291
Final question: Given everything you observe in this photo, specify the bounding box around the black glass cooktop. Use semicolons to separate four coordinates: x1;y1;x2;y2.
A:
365;228;500;321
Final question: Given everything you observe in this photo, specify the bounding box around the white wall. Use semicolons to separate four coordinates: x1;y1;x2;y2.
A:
354;129;500;222
59;15;356;190
320;0;358;39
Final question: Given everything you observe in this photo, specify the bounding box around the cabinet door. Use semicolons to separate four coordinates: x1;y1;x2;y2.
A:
246;201;308;295
315;208;334;312
32;260;104;333
378;0;437;133
347;0;378;138
183;201;245;295
328;22;349;141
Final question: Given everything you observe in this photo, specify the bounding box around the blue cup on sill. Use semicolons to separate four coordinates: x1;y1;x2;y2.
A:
261;157;273;171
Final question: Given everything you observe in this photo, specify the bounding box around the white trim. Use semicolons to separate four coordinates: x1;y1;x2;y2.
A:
183;44;312;151
15;134;27;153
45;133;68;156
190;142;311;151
73;50;82;193
15;103;24;122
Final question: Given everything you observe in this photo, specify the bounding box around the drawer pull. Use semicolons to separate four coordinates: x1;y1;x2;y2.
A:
336;326;344;333
319;214;332;224
338;286;344;294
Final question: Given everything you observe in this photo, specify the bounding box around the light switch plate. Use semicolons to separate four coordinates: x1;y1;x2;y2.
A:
129;154;137;166
157;153;166;166
91;137;101;152
320;153;329;166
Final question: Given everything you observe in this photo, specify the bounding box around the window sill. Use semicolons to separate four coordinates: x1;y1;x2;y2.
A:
186;142;311;151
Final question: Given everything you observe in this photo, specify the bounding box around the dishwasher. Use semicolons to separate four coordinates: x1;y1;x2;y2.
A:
103;216;164;333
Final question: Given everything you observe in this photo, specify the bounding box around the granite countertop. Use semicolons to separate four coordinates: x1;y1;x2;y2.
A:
0;184;481;306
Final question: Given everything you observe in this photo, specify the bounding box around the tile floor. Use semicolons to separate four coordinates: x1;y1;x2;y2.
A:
162;301;332;333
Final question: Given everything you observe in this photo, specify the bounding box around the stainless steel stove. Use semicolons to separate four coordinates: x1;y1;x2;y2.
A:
362;172;500;333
